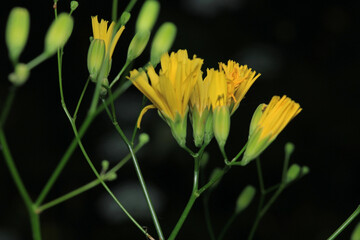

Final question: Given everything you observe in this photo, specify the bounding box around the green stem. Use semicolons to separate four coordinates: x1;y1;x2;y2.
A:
327;205;360;240
73;77;90;121
0;86;16;127
203;192;216;240
0;128;42;240
112;0;118;22
131;95;147;146
217;212;238;240
198;165;230;195
109;60;130;89
168;155;200;240
27;52;49;70
231;143;248;163
112;121;165;240
125;0;138;12
255;158;265;213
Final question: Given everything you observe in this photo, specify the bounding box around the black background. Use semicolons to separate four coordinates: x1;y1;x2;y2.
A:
1;0;359;239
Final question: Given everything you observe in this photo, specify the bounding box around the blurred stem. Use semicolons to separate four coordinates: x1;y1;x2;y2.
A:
217;212;238;240
27;52;49;70
203;192;216;240
125;0;138;12
36;141;146;213
327;205;360;240
112;0;118;21
0;86;16;128
73;77;90;121
0;128;42;240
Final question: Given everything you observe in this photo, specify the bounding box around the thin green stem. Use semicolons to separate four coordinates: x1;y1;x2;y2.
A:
198;165;230;195
0;128;42;240
112;121;165;240
203;192;216;240
217;212;238;240
73;78;90;121
255;157;265;213
125;0;138;12
112;0;118;21
27;52;49;70
131;95;147;146
168;155;201;240
110;60;130;89
0;86;16;128
327;205;360;240
231;143;248;163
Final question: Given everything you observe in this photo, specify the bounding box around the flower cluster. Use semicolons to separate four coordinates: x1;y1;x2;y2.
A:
129;49;301;164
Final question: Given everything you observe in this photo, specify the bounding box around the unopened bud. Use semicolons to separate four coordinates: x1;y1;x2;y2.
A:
6;7;30;63
127;31;150;61
204;111;213;145
286;164;301;183
139;133;150;145
70;1;79;12
120;12;131;26
44;13;74;56
208;168;223;189
235;185;256;213
87;39;105;81
136;0;160;33
8;63;30;86
351;222;360;240
150;22;177;66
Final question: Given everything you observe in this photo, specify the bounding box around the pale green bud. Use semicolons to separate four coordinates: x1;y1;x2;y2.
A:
87;39;105;81
213;106;230;148
70;1;79;12
249;103;266;137
8;63;30;86
6;7;30;63
127;31;150;61
106;172;117;181
44;13;74;56
168;112;187;147
235;185;256;213
120;12;131;26
101;160;110;172
136;0;160;33
286;164;301;183
200;152;209;168
301;166;310;176
208;168;223;189
150;22;177;66
351;222;360;240
139;133;150;145
285;142;295;157
191;107;209;147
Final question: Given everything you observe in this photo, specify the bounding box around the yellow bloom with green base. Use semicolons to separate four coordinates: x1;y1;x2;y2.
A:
241;95;302;165
129;49;203;147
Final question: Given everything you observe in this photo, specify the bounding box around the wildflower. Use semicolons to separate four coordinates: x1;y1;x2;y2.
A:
219;60;261;114
241;95;302;165
91;16;125;60
208;69;230;148
129;50;203;147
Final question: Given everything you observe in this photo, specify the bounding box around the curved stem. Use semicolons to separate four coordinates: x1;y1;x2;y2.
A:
327;205;360;240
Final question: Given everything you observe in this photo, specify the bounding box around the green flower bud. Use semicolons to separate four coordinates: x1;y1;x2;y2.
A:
101;160;110;172
139;133;150;145
150;22;177;66
235;185;256;213
106;172;117;181
191;107;210;147
70;1;79;12
44;13;74;56
127;31;150;61
168;112;187;147
301;166;310;176
204;111;213;145
351;222;360;240
213;106;230;148
8;63;30;86
208;168;223;190
200;152;209;168
120;12;131;26
87;39;105;81
6;7;30;63
285;142;295;157
286;164;301;183
136;0;160;33
249;103;266;137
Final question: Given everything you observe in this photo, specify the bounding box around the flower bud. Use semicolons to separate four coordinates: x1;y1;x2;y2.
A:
208;168;223;189
249;103;266;137
351;222;360;240
139;133;150;145
6;7;30;63
168;112;187;147
70;1;79;12
120;12;131;26
8;63;30;86
213;106;230;148
127;31;150;61
44;13;74;56
150;22;177;66
87;39;105;81
235;185;256;213
286;164;301;183
191;107;210;147
136;0;160;33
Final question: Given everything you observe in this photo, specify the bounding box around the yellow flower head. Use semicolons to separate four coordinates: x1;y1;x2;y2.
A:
242;95;302;165
207;68;228;109
91;16;125;59
129;49;203;127
219;60;261;114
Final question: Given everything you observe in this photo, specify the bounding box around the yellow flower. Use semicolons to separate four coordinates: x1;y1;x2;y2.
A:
219;60;261;114
129;50;203;146
91;16;125;59
241;95;302;165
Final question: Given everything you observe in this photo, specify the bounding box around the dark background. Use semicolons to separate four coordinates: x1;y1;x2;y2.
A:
1;0;359;239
